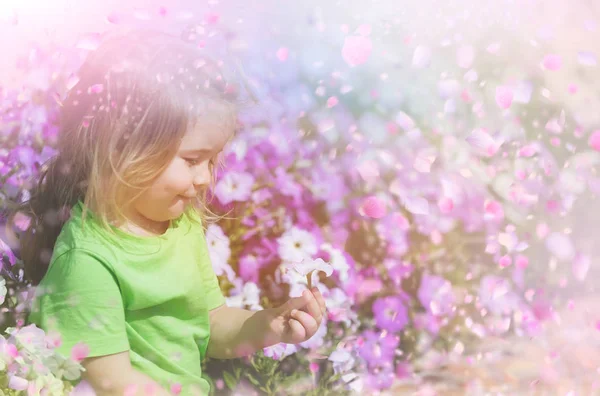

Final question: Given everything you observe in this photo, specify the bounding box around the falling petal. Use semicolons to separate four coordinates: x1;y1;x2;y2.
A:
437;197;454;214
133;8;152;20
355;24;371;36
412;45;432;68
515;255;529;269
466;128;499;156
486;42;501;54
545;232;575;261
361;196;387;218
276;47;289;61
498;255;512;268
76;33;102;51
71;343;90;362
456;45;475;69
495;85;513;109
572;253;590;281
106;11;120;24
518;144;538;157
513;80;533;104
536;223;549;239
342;35;372;66
402;195;429;215
12;212;31;231
0;8;18;25
498;232;518;251
395;111;416;130
545;118;562;134
158;6;168;17
484;200;504;221
205;12;220;24
413;149;436;173
542;54;562;71
577;51;597;66
176;10;194;20
51;92;63;107
430;301;442;316
326;96;339;108
357;160;380;183
588;130;600;151
88;84;104;94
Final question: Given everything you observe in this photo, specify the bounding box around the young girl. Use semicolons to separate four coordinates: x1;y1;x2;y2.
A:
12;29;327;395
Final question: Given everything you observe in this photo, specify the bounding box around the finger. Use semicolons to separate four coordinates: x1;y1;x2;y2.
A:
288;316;306;343
292;309;319;337
311;287;327;315
302;289;322;323
280;293;310;315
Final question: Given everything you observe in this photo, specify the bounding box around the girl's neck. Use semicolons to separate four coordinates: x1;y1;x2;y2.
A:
119;220;171;237
109;208;172;237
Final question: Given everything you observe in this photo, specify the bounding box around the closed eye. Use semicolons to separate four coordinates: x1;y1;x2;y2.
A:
185;158;201;166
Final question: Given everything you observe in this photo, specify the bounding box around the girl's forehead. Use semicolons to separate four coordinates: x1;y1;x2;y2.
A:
180;121;234;151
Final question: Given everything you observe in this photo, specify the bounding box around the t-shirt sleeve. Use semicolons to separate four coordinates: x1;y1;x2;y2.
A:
197;226;226;311
28;248;130;359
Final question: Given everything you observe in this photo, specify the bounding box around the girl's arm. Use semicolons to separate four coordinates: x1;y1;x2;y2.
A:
207;288;327;359
207;305;273;359
82;351;172;396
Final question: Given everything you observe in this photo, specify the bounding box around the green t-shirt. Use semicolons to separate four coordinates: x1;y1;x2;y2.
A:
27;200;226;395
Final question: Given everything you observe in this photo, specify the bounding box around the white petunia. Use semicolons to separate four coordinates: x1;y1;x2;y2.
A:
205;224;236;280
277;227;318;264
214;171;255;205
292;258;334;289
0;277;6;305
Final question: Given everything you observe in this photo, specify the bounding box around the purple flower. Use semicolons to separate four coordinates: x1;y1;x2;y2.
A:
357;329;399;366
418;274;455;317
386;260;413;287
364;358;395;391
238;254;261;283
372;295;409;332
479;275;519;316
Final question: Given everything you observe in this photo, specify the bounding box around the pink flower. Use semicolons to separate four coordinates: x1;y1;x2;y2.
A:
342;36;372;66
71;342;90;362
542;54;562;71
276;47;289;62
588;130;600;151
360;196;387;218
495;86;513;109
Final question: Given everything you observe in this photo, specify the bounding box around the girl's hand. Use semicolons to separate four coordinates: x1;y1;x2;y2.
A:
266;287;327;345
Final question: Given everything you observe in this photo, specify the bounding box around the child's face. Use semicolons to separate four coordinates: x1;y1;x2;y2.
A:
123;120;233;235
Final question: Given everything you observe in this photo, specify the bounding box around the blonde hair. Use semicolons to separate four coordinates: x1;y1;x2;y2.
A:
8;29;248;285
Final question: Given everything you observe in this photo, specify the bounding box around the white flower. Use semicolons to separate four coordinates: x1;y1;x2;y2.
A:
205;224;236;281
277;227;318;264
47;353;83;381
8;375;28;391
36;374;65;396
226;282;263;311
7;324;48;356
299;318;327;350
320;244;350;284
292;258;333;289
0;277;7;305
328;348;356;375
262;343;298;361
214;171;254;205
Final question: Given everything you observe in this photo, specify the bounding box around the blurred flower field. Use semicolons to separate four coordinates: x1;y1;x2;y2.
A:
1;0;599;394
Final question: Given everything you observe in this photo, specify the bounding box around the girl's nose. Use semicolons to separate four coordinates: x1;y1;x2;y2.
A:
193;163;211;188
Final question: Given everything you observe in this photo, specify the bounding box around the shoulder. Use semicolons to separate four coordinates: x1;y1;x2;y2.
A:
43;248;119;292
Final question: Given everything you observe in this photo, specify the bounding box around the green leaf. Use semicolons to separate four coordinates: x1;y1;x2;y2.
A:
245;373;262;387
223;371;237;390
